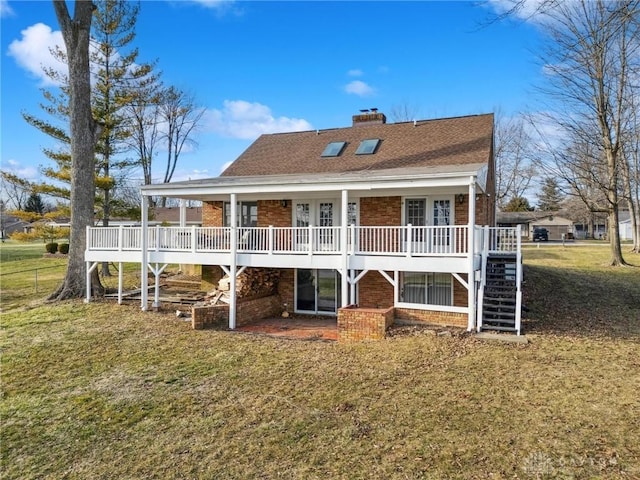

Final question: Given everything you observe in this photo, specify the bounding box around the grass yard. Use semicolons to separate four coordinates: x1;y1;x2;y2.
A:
1;246;639;479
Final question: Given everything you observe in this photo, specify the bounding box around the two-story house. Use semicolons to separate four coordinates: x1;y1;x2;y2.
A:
85;111;523;335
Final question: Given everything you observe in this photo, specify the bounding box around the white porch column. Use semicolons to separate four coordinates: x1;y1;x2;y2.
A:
179;199;187;272
467;179;477;331
85;226;91;303
118;262;124;304
340;189;349;307
229;193;238;329
141;195;149;311
179;199;187;227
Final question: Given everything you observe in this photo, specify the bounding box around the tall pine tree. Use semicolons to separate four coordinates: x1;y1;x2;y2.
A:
537;177;564;212
24;0;159;232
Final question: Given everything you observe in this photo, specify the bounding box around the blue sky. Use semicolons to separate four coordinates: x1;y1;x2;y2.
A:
1;0;542;189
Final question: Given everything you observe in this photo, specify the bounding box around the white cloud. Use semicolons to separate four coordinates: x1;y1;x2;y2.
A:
347;69;363;77
7;23;66;86
344;80;375;97
1;0;14;17
3;159;38;181
485;0;554;23
204;100;312;140
169;169;212;182
189;0;231;8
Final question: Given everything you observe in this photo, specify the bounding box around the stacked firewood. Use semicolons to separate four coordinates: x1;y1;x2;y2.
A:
204;268;280;305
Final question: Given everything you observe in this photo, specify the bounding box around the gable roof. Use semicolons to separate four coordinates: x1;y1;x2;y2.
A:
222;113;494;177
497;211;574;225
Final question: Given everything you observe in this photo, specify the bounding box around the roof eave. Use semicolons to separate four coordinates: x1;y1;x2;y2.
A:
140;166;486;201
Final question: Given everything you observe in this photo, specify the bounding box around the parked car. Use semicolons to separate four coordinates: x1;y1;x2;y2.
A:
533;227;549;242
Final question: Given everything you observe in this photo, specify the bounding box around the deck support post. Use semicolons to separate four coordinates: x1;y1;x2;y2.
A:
151;263;168;309
118;262;124;304
85;260;97;303
341;189;349;307
229;193;238;329
180;199;187;271
467;179;477;332
141;195;149;311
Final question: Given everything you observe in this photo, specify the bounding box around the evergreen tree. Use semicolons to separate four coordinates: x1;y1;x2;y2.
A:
24;193;47;215
503;196;534;212
24;0;159;228
537;177;564;211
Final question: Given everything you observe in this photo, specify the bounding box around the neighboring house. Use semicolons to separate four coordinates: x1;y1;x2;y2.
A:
151;206;203;226
619;211;632;241
0;214;31;238
497;211;574;241
86;112;524;336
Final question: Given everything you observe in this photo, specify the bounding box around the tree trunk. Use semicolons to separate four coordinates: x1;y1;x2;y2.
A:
607;204;625;266
49;1;104;300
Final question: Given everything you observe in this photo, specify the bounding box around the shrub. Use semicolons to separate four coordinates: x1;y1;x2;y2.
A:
58;243;69;254
45;242;58;254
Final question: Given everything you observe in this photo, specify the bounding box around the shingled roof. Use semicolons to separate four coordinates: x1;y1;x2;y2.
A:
222;113;494;177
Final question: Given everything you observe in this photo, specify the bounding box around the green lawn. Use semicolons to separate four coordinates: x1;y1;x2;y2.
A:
1;246;639;479
0;241;52;262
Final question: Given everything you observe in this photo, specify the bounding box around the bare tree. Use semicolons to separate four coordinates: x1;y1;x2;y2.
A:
388;102;421;123
517;0;639;266
124;85;161;206
618;89;640;252
0;172;31;210
50;0;103;300
494;112;537;209
158;87;205;207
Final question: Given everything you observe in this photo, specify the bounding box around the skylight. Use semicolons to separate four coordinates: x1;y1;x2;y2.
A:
355;138;380;155
321;141;346;157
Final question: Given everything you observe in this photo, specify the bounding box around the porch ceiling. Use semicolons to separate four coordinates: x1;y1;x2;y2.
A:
140;164;488;202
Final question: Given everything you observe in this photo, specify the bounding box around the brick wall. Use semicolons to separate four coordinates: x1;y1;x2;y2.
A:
360;196;401;226
202;201;224;227
192;304;227;329
237;295;282;326
258;200;291;227
395;308;467;328
357;271;394;308
191;294;282;330
454;194;493;226
453;275;468;307
278;269;295;312
337;305;394;342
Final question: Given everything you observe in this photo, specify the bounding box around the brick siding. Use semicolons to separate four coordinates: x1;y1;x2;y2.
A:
360;196;401;226
337;305;394;342
202;201;224;227
357;271;394;309
395;308;467;328
192;294;282;330
257;200;291;227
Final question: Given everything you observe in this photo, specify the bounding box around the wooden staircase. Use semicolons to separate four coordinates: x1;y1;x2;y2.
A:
480;254;520;334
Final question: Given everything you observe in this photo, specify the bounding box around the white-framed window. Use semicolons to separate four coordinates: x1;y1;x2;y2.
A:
402;197;454;226
405;198;426;226
399;272;452;306
291;200;359;227
223;201;257;227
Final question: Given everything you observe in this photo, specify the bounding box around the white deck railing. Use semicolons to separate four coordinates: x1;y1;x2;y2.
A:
87;225;518;257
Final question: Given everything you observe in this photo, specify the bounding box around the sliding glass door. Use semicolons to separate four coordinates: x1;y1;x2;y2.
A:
295;269;341;314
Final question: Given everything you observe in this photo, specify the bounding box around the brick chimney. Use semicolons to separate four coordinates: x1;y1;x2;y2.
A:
352;108;386;126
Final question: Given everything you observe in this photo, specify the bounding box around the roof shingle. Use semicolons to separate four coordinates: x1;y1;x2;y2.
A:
222;113;494;177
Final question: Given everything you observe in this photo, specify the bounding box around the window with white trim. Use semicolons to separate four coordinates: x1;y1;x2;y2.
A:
223;201;257;227
400;272;452;306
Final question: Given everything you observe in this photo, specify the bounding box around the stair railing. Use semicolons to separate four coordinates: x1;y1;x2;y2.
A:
476;225;490;332
515;224;523;335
